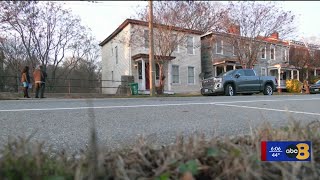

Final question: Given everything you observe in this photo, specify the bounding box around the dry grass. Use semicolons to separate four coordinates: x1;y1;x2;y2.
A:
0;120;319;180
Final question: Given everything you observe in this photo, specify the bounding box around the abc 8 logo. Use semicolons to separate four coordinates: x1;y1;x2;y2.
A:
285;143;310;160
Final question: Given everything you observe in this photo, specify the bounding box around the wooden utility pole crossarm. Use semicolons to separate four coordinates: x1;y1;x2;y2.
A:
149;0;156;96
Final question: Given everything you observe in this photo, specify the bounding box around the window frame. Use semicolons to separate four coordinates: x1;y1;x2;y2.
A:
172;65;180;84
261;46;266;59
232;45;236;56
283;48;287;61
171;34;179;53
187;66;195;85
216;39;223;54
187;36;194;55
138;62;142;79
155;63;160;80
270;45;275;60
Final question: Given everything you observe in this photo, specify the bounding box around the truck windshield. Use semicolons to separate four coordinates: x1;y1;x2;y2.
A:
218;70;236;77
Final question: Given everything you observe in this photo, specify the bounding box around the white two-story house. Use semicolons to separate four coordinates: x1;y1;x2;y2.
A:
99;19;203;94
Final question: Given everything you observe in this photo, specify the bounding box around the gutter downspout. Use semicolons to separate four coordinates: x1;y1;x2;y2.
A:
129;25;132;76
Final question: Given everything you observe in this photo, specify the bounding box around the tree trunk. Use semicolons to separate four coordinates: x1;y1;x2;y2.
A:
157;63;165;95
50;71;56;93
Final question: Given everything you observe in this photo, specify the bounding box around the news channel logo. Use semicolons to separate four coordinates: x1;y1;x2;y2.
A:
261;141;312;161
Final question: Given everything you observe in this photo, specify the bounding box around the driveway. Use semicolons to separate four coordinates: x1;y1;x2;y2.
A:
0;94;319;152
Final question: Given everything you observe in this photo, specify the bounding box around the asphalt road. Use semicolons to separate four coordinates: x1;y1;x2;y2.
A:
1;94;320;153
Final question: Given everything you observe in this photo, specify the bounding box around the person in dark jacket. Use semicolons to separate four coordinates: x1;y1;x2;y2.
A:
40;65;47;98
21;66;30;98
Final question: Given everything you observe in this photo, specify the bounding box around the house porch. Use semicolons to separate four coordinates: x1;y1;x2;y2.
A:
268;64;299;90
131;53;175;94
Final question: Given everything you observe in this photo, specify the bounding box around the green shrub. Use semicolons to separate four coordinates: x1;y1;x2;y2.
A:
286;79;303;93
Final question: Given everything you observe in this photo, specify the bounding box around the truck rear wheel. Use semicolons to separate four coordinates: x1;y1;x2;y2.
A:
263;84;273;95
225;84;235;96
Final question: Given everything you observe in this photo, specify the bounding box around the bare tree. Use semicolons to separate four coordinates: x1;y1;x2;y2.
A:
0;1;39;69
62;35;100;80
0;35;30;91
0;1;100;92
133;1;228;33
296;39;320;80
0;35;28;74
289;46;310;78
219;1;297;68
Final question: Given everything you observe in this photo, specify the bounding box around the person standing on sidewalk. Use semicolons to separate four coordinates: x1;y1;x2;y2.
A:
40;65;47;98
21;66;30;98
33;65;43;98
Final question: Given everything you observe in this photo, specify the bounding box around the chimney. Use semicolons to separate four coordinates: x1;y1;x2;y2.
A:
228;24;240;35
270;32;279;39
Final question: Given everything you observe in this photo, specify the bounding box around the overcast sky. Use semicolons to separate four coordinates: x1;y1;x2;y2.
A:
60;1;320;43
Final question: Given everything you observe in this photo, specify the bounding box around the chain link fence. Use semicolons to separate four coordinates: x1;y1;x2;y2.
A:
0;75;124;94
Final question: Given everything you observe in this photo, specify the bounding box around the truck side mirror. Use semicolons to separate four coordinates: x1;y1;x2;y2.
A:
234;73;240;78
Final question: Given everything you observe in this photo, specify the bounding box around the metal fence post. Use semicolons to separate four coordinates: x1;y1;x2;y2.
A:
99;78;101;94
68;79;71;94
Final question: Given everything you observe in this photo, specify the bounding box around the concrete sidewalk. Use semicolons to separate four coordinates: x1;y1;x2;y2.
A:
0;91;313;100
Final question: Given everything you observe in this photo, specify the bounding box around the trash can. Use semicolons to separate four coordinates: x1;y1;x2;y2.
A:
129;83;138;95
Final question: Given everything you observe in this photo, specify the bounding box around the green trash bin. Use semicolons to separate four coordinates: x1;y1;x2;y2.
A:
129;83;139;95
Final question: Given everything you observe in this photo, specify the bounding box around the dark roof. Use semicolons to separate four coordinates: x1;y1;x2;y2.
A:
201;31;289;46
99;19;204;46
132;53;176;61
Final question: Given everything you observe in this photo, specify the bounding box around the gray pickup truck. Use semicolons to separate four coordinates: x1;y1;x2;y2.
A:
200;69;277;96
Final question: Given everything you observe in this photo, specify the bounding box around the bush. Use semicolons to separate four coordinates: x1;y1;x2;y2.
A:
286;79;303;93
0;120;319;179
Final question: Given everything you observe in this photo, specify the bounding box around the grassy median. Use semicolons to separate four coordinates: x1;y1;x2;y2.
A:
0;120;319;180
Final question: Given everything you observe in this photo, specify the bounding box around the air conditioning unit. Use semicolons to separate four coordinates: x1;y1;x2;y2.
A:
121;75;134;86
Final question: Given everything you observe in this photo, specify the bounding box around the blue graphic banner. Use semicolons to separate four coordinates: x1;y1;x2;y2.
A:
261;141;312;161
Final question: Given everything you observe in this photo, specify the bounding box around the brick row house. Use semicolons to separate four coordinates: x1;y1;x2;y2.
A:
100;19;320;94
201;27;320;91
288;40;320;78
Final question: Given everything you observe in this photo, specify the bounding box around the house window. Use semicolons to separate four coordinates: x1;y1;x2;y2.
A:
172;65;179;83
144;30;149;48
282;49;287;61
216;39;223;54
261;67;267;76
188;66;195;84
261;46;266;59
233;45;236;56
187;36;194;54
115;46;118;64
156;63;159;80
138;62;142;79
270;45;275;60
171;34;179;53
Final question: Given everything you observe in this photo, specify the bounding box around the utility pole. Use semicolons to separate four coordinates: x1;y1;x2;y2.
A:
148;0;156;96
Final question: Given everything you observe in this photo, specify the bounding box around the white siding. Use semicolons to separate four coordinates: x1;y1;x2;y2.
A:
101;25;132;94
169;34;201;93
101;23;202;94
